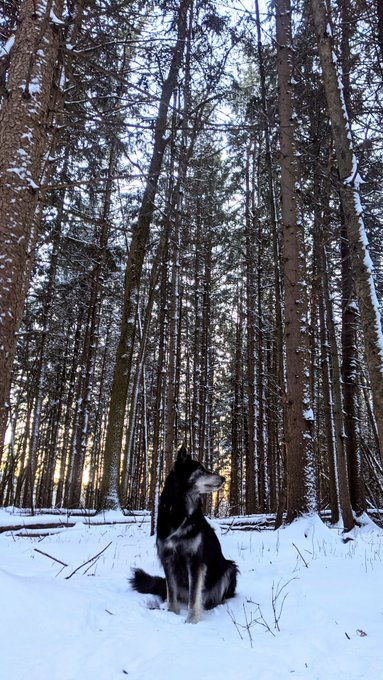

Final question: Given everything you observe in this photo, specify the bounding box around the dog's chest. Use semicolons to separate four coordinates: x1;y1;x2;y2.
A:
157;508;202;558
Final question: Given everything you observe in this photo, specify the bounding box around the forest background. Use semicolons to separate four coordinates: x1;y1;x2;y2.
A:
0;0;382;531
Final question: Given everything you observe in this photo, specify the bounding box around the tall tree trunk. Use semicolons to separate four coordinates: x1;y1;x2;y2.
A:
67;141;116;508
337;0;365;516
97;0;191;511
229;311;243;515
0;0;64;459
322;242;354;530
341;218;365;514
199;232;213;468
192;216;203;456
255;0;286;518
318;291;339;523
164;182;183;474
311;0;383;463
276;0;317;521
120;221;170;503
85;324;110;509
61;314;84;507
149;259;168;534
245;144;257;514
315;214;339;523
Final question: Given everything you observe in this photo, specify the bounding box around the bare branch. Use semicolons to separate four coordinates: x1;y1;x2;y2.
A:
65;541;112;579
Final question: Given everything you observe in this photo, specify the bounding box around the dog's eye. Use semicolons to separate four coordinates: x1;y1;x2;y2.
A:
189;469;203;482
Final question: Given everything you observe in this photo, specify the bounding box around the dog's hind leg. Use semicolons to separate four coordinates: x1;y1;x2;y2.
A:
186;562;207;624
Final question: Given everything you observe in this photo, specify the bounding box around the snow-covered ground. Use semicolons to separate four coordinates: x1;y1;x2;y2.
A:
1;508;382;680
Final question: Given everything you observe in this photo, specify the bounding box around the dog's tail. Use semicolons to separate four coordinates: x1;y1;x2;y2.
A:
225;560;239;599
129;568;167;600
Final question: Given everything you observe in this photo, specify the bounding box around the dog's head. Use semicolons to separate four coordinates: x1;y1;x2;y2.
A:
174;445;225;495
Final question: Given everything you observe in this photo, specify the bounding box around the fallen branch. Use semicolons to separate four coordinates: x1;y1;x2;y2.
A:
65;541;112;580
33;548;69;567
0;522;75;534
292;542;309;568
17;531;61;538
88;519;149;526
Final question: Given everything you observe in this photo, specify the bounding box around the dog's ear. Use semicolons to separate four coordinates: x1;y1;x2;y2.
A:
176;444;189;464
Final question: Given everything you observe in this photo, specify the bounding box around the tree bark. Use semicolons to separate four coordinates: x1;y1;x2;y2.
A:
255;0;286;517
67;141;116;508
337;0;365;516
311;0;383;463
322;243;354;530
97;0;192;510
163;137;185;474
245;144;257;514
341;219;365;515
0;0;64;459
229;311;243;515
276;0;317;521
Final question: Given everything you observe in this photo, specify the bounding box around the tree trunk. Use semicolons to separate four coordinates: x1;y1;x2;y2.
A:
322;243;354;530
192;216;203;456
0;0;64;459
97;0;191;511
337;0;365;516
197;230;213;469
341;220;365;515
67;140;116;508
311;0;383;463
255;0;286;518
229;311;243;516
164;178;183;474
149;259;168;534
120;222;170;504
317;255;339;523
245;144;257;514
276;0;317;521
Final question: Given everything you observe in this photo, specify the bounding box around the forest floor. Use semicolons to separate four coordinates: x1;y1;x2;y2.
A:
1;508;382;680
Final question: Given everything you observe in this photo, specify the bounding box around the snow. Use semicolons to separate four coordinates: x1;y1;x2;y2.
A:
50;10;65;26
1;509;383;680
347;299;359;313
29;78;42;95
27;178;40;190
0;35;15;57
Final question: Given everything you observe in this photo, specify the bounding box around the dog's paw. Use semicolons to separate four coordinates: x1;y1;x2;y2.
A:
146;597;161;610
185;613;200;624
167;603;181;615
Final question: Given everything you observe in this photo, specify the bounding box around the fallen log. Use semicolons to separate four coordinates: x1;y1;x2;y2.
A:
0;522;76;534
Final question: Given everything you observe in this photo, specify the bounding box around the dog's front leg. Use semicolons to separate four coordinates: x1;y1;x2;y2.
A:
163;561;180;615
186;562;207;624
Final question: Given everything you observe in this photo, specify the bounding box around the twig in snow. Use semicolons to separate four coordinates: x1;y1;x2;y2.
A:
33;548;69;567
242;603;254;648
65;541;112;579
228;601;276;646
292;542;309;568
271;577;297;631
246;599;276;637
227;606;244;641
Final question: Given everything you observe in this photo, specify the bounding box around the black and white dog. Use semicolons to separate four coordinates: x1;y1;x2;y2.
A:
130;445;238;623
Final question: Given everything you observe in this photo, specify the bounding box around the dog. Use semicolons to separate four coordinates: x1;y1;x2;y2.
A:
130;445;238;623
